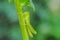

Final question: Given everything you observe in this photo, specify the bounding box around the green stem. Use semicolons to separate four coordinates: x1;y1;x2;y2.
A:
14;0;29;40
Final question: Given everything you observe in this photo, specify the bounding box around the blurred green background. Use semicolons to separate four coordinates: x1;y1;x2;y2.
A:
0;0;60;40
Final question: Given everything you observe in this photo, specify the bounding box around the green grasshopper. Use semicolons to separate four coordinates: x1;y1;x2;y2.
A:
8;0;37;40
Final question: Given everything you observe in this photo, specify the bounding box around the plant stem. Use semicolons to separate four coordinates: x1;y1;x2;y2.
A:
14;0;29;40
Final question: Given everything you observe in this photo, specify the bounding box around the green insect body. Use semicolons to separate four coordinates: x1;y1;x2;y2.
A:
23;11;37;38
14;0;37;40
